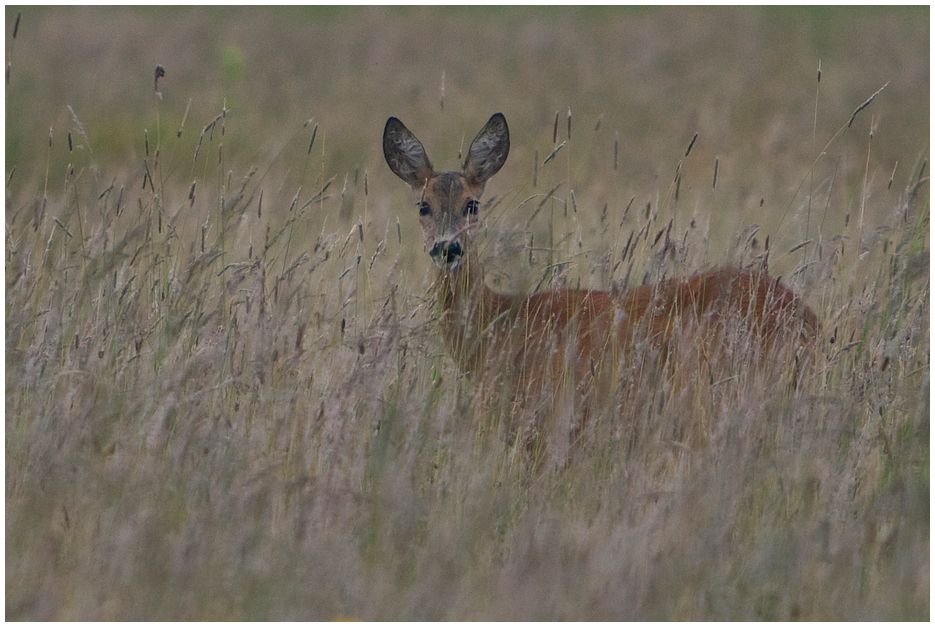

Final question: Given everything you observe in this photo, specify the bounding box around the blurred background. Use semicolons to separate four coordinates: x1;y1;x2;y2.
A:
6;6;929;264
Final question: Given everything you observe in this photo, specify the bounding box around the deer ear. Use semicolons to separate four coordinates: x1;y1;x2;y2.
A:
384;117;434;189
463;113;510;188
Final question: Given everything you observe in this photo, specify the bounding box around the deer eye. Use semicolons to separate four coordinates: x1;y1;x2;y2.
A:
464;200;479;216
419;201;431;216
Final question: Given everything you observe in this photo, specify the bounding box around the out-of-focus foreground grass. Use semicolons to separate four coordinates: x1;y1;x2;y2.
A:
5;6;929;620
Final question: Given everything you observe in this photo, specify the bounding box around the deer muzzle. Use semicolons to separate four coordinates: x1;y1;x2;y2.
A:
430;239;463;268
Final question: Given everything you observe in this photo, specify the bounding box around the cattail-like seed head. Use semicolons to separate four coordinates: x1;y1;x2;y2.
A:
154;64;165;92
308;123;318;155
533;150;539;187
685;132;697;157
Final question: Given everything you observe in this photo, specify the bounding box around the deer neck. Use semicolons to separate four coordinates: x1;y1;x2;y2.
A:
434;253;514;376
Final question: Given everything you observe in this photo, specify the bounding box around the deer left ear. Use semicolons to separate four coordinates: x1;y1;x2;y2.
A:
462;113;510;188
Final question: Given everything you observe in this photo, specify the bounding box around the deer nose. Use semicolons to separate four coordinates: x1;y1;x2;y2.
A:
430;239;462;265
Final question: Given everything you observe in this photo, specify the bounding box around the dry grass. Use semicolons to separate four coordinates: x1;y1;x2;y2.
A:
5;6;929;620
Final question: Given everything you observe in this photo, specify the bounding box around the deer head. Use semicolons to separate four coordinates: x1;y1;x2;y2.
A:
383;113;510;270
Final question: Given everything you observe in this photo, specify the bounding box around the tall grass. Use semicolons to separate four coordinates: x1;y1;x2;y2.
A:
6;7;929;621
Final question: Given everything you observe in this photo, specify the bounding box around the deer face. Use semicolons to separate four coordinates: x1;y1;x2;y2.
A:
383;113;510;270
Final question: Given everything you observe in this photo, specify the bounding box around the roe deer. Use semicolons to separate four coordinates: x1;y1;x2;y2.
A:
383;113;819;466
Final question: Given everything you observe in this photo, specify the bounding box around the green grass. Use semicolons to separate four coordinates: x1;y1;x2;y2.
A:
5;6;929;620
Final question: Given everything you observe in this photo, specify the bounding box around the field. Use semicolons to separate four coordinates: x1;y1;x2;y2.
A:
5;6;929;620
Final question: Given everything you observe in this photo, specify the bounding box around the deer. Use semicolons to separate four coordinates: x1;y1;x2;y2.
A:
383;112;819;468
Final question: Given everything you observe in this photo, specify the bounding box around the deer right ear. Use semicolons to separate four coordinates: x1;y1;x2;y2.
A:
384;117;434;189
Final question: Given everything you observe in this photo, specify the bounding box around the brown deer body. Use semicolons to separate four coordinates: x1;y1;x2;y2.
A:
384;113;818;463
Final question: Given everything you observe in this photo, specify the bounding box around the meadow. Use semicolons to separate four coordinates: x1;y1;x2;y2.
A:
5;6;929;619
